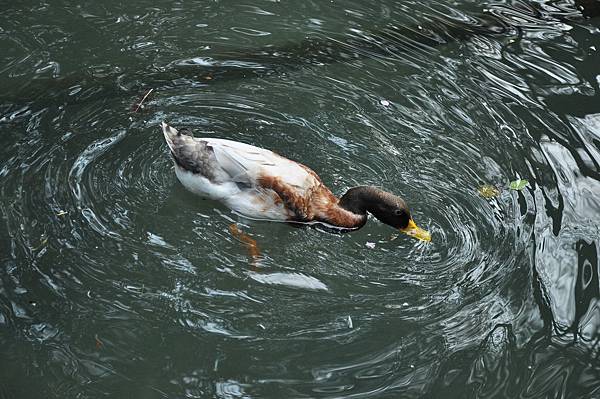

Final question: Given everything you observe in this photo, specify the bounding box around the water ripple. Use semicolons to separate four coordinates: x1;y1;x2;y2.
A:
1;0;600;397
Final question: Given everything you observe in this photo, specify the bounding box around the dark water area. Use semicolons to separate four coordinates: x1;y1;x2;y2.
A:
1;1;600;398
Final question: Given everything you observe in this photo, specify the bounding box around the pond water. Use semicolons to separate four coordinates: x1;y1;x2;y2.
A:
1;1;600;397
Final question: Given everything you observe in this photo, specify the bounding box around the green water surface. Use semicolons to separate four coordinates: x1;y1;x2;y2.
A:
1;1;600;398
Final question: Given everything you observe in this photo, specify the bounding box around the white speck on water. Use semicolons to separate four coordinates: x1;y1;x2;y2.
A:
347;316;353;329
380;99;390;106
365;241;376;249
313;370;332;381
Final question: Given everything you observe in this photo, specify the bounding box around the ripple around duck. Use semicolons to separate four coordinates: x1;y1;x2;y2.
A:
1;0;600;397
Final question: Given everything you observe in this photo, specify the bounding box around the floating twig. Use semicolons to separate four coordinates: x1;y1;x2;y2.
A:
132;88;154;113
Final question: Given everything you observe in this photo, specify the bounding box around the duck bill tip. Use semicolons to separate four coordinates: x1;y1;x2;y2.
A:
400;219;431;242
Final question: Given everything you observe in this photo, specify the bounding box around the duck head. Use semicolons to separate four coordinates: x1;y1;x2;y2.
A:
339;186;431;242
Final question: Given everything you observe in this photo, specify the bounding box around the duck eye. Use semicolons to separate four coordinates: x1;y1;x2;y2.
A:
394;209;403;216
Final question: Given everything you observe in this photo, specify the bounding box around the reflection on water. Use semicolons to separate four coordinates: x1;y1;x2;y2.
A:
1;0;599;397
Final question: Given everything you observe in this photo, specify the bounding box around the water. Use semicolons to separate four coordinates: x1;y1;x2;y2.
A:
1;1;599;397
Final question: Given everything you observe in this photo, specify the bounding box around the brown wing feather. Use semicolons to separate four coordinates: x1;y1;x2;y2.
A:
258;163;366;229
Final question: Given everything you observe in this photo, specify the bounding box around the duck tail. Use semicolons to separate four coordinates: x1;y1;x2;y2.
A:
161;121;180;153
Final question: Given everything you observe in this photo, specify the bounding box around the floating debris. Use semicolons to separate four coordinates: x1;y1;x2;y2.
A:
56;210;68;217
509;179;529;191
478;184;500;199
347;315;353;329
380;99;390;106
365;241;376;249
94;334;103;349
132;88;154;113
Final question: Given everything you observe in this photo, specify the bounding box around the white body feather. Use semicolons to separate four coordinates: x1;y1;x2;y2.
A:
162;122;319;221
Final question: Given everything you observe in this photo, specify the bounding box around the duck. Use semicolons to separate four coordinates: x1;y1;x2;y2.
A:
161;122;430;242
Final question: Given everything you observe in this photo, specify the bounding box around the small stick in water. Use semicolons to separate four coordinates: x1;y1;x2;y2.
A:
132;88;154;113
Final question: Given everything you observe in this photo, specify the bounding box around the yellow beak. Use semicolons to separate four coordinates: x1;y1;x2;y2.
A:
400;219;431;242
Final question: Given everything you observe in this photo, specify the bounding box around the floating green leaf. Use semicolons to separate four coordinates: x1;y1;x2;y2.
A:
478;184;500;199
509;179;529;190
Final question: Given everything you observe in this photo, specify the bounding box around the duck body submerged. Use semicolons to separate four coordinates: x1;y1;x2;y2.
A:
161;122;366;229
161;122;431;241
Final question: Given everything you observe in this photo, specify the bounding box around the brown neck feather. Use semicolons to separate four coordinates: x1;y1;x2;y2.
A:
315;186;385;229
319;204;368;229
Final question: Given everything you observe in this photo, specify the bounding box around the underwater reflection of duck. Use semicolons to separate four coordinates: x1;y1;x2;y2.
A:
161;122;431;242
